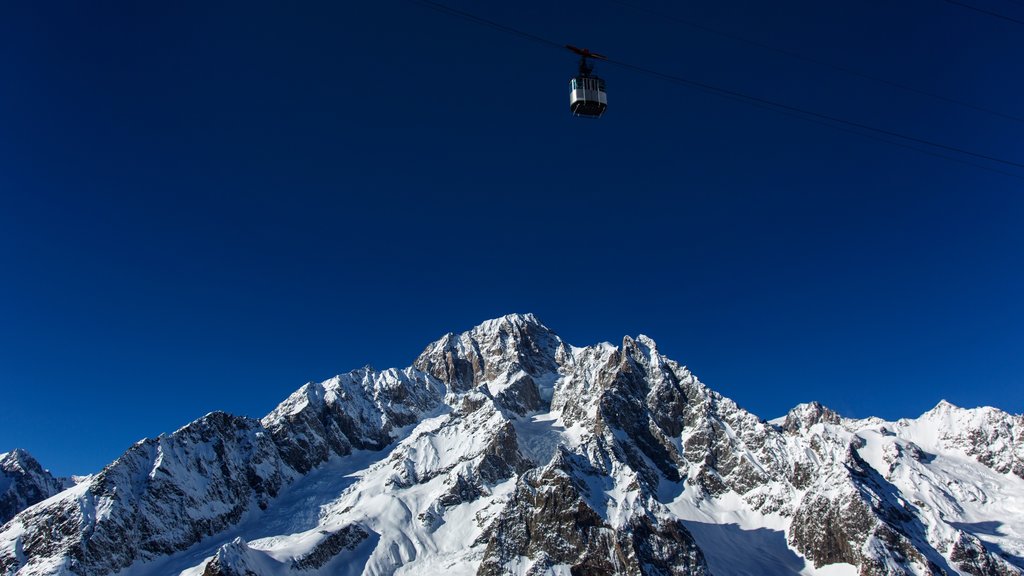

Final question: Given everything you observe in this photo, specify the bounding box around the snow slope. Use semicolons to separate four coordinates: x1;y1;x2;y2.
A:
1;314;1021;576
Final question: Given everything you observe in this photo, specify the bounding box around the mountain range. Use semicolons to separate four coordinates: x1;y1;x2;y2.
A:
1;313;1021;576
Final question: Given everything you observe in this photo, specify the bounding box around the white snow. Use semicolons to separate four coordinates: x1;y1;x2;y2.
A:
8;317;1024;576
511;410;568;466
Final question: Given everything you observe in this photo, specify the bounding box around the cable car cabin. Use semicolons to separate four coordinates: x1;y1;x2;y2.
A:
569;75;607;118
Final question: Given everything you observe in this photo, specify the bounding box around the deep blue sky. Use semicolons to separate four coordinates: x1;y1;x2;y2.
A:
2;0;1022;476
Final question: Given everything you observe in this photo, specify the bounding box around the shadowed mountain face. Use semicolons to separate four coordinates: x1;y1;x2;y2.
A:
0;450;68;526
2;314;1022;576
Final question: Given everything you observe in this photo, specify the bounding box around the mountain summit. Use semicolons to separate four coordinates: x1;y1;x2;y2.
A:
1;315;1022;576
0;449;68;525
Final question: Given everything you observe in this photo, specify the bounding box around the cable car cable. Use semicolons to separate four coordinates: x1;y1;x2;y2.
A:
405;0;564;50
403;0;1024;174
605;0;1024;125
721;90;1024;181
938;0;1024;26
598;56;1024;170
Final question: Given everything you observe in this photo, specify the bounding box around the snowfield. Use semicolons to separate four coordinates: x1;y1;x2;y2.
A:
1;314;1021;576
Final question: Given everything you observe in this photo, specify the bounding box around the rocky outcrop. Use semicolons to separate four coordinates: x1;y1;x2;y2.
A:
949;532;1021;576
0;450;67;525
789;445;943;575
479;449;707;576
260;367;444;474
414;313;560;414
782;401;843;434
289;524;371;571
3;314;1023;576
0;361;450;576
1;412;295;576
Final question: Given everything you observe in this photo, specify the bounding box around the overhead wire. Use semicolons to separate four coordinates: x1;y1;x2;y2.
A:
403;0;1024;179
938;0;1024;25
404;0;564;50
605;0;1024;125
713;94;1024;182
598;56;1024;170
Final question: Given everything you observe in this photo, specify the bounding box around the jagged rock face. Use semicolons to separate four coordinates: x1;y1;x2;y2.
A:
783;401;843;434
789;445;941;576
950;532;1021;576
289;525;371;571
1;412;296;576
553;334;799;516
0;450;67;525
261;367;444;474
594;337;689;485
2;314;1023;576
479;450;708;576
414;313;560;414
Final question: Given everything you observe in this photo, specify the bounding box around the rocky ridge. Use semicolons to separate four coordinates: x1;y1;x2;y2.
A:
0;450;68;526
0;313;1021;576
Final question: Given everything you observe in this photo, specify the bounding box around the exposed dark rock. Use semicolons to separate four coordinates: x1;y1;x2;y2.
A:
950;532;1020;576
0;449;67;525
291;525;370;571
3;413;294;576
261;367;443;475
790;485;874;567
493;372;545;416
790;446;948;575
479;449;708;576
5;316;1023;576
783;401;843;434
414;313;561;402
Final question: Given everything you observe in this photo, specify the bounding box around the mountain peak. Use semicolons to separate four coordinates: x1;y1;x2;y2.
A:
782;400;842;433
413;313;561;398
917;399;971;422
919;399;1018;423
1;448;41;475
5;317;1023;576
491;311;542;324
0;448;67;525
468;312;550;336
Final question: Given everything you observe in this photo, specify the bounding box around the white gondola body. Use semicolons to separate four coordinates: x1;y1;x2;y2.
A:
569;76;607;118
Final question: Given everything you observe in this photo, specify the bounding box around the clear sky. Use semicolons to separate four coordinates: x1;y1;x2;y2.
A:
1;0;1022;476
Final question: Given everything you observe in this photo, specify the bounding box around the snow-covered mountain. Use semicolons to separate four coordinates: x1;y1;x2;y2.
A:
1;314;1022;576
0;450;69;526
